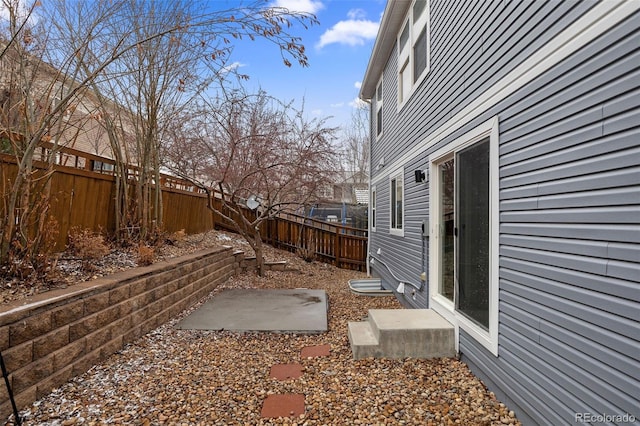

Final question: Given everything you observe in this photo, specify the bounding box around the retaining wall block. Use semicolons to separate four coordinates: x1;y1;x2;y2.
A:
52;338;86;371
32;326;69;360
12;354;54;394
2;341;33;372
0;327;8;352
9;311;52;346
51;300;84;329
84;292;110;315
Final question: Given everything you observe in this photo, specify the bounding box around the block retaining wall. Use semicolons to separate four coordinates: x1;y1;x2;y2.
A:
0;246;283;420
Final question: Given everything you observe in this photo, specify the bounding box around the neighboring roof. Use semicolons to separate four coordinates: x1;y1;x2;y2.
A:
359;0;411;100
354;188;369;205
342;170;368;185
329;170;369;186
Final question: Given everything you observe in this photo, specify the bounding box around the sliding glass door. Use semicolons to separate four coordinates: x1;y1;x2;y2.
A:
456;139;490;329
436;137;490;329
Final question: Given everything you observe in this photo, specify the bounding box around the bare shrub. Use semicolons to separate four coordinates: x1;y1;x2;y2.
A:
296;245;316;263
68;227;110;261
296;231;316;263
138;244;155;266
166;229;186;246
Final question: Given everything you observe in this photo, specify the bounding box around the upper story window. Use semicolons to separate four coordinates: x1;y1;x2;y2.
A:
398;0;430;107
376;77;383;137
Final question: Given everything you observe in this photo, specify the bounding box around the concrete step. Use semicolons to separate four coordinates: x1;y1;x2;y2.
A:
348;309;455;360
347;321;381;359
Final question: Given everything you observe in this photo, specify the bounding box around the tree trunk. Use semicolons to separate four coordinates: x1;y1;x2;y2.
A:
254;227;264;277
153;154;163;233
1;141;34;261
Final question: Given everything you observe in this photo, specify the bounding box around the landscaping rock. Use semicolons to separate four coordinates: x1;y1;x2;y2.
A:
5;230;520;425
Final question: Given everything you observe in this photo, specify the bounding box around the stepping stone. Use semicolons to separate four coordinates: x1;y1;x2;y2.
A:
260;394;305;418
301;344;330;358
269;363;303;381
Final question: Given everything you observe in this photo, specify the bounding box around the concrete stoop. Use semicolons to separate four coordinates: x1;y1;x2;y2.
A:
348;309;456;359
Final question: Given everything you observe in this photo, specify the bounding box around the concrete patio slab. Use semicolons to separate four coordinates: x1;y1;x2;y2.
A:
174;288;328;333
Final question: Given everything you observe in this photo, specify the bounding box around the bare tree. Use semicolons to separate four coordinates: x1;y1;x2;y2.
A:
0;0;88;270
341;100;369;184
0;0;319;272
56;0;319;243
165;88;339;275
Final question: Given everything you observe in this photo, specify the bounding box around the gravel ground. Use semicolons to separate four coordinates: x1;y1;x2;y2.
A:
7;232;521;425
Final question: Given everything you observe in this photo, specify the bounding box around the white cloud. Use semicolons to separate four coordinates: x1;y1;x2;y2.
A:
221;61;245;74
354;81;362;89
311;108;324;116
316;9;379;49
271;0;324;15
349;97;368;108
347;9;367;20
330;102;344;108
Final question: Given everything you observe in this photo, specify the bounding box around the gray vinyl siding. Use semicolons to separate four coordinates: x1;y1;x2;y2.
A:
370;1;596;174
401;155;430;307
368;1;639;425
476;12;640;422
369;163;428;307
370;0;598;304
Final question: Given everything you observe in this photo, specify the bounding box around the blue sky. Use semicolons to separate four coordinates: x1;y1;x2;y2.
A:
223;0;386;135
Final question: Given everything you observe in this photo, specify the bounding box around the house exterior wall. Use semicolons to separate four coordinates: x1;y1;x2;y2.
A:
0;45;134;162
363;1;639;424
368;0;600;305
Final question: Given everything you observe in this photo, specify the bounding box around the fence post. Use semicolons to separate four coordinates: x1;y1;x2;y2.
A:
334;229;341;268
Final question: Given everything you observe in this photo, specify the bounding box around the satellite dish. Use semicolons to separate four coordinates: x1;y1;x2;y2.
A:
246;195;260;210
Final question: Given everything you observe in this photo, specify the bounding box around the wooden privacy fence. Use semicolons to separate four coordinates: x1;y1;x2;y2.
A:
0;145;368;271
215;210;368;271
0;149;215;252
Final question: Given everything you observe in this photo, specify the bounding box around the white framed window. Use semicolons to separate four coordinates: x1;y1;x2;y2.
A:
389;168;404;236
428;117;499;356
399;59;411;105
370;186;377;231
375;77;383;138
397;0;430;107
